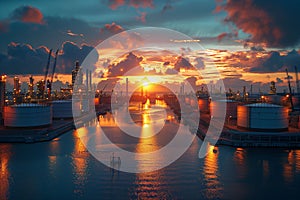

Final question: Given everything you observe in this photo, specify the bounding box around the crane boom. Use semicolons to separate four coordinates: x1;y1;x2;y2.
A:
286;68;294;111
49;49;59;97
43;49;52;99
295;66;300;94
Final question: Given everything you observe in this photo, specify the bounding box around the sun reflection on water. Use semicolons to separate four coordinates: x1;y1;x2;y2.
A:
0;144;11;199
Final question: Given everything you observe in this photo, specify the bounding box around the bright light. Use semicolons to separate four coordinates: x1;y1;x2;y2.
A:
142;82;149;87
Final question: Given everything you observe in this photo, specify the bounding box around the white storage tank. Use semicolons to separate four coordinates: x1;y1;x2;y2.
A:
4;103;52;127
52;100;73;119
237;103;288;131
210;99;238;119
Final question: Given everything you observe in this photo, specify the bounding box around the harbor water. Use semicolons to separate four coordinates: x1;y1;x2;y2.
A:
1;101;300;199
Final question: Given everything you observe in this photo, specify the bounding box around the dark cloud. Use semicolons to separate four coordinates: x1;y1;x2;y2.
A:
0;16;101;53
250;46;265;52
107;52;143;77
58;41;99;73
0;42;98;75
10;6;44;24
174;56;193;72
217;0;300;47
219;77;270;93
0;6;124;53
250;50;300;73
0;43;51;74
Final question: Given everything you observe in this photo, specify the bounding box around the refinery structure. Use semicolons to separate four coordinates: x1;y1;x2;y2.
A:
2;50;300;147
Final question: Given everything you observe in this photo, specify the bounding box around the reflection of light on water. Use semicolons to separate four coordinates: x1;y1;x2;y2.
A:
72;130;88;196
98;113;116;127
233;148;247;179
0;144;11;199
134;131;166;199
132;170;170;200
48;155;57;177
203;145;223;199
283;150;298;183
48;138;60;177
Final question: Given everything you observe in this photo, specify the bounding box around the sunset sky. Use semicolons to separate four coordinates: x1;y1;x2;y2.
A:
1;0;300;93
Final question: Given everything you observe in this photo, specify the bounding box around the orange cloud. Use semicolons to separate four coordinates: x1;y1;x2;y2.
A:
108;0;125;10
217;0;284;47
101;22;124;34
129;0;154;8
108;0;154;9
11;6;44;24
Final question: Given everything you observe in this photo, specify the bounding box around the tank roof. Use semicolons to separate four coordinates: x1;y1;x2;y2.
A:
244;103;283;108
10;103;49;108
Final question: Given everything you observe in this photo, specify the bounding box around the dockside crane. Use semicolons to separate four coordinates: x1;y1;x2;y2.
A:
48;49;59;99
295;66;300;95
43;49;52;99
286;68;294;111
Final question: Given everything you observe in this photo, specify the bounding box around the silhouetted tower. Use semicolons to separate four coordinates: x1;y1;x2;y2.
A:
28;76;34;97
72;61;83;88
269;81;276;95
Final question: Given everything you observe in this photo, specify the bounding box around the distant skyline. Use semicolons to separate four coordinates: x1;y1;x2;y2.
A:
1;0;300;92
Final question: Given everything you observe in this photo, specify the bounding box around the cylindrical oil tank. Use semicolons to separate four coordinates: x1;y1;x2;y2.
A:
4;103;52;127
198;98;209;113
210;99;238;119
237;103;288;131
52;100;73;119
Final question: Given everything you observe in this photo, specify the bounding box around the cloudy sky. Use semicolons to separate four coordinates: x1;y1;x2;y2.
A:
1;0;300;92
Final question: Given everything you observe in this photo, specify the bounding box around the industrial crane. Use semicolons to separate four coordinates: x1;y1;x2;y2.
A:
295;66;300;95
43;49;52;99
48;49;59;99
286;68;294;111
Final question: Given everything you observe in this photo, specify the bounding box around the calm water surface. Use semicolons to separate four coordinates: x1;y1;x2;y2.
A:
1;102;300;199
